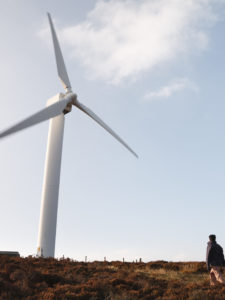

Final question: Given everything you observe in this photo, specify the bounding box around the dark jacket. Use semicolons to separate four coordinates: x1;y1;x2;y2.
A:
206;241;225;271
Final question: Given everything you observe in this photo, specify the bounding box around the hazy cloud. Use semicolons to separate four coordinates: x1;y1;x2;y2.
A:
37;1;224;84
57;0;224;84
144;78;198;100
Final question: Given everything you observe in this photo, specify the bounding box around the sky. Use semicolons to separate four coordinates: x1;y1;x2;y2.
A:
1;0;225;262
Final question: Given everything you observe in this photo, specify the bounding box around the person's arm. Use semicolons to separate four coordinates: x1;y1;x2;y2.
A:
206;244;212;271
220;246;225;266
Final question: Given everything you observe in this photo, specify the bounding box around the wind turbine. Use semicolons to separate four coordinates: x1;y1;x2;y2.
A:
0;13;138;258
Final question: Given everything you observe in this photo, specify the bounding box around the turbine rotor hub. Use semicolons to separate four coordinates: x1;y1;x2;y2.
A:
63;92;77;115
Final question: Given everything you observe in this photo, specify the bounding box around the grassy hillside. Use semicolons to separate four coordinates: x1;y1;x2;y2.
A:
0;256;225;299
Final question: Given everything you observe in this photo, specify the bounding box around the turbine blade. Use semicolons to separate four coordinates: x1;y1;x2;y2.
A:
47;12;71;92
0;98;70;139
74;101;138;158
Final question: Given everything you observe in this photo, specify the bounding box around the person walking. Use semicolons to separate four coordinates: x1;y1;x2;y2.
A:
206;234;225;286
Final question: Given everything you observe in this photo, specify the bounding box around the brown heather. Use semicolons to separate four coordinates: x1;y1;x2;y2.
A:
0;256;225;299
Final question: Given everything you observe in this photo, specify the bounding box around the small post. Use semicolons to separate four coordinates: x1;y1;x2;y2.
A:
85;256;87;262
123;257;125;263
104;256;106;262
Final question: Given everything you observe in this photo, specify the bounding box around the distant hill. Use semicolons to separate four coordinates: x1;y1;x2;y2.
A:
0;256;224;299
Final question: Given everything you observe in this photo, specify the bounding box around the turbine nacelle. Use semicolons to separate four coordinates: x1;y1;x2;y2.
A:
46;92;78;115
63;92;77;114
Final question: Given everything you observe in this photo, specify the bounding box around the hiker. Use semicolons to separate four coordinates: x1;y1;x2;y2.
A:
206;234;225;286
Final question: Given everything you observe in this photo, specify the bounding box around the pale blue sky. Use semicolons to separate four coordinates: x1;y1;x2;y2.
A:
1;0;225;262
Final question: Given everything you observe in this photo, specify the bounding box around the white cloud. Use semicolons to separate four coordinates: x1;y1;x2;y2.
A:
53;0;224;84
144;78;198;100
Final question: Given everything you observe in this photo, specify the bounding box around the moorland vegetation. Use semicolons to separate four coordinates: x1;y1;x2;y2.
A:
0;256;225;299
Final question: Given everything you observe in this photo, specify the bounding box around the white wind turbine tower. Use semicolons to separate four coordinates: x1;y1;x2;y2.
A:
0;13;138;258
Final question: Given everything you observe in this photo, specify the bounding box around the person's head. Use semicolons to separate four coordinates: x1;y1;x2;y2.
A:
209;234;216;242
